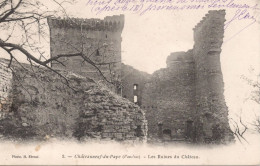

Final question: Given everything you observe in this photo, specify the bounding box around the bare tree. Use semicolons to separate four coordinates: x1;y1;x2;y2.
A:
0;0;122;91
250;115;260;133
230;116;249;144
240;70;260;134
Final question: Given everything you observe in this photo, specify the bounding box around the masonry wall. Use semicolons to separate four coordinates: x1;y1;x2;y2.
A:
121;64;150;106
0;10;234;144
0;59;147;142
142;51;196;141
192;10;234;142
139;10;233;143
47;15;124;89
0;59;12;117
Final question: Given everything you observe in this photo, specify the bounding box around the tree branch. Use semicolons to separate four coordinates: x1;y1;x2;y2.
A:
0;0;23;22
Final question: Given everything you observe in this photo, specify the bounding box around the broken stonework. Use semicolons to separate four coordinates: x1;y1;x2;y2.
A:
0;59;12;120
122;10;234;143
0;10;234;144
142;50;196;141
0;59;147;142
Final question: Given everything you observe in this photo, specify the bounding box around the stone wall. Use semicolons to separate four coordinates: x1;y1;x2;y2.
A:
192;10;233;142
142;51;196;141
47;15;124;90
0;59;12;117
0;10;233;144
137;10;234;143
0;58;147;142
121;64;151;106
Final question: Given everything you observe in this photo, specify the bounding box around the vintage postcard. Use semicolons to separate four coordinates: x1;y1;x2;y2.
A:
0;0;259;165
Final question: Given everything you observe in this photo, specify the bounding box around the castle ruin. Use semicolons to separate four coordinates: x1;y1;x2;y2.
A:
47;15;124;92
120;10;234;143
0;10;234;143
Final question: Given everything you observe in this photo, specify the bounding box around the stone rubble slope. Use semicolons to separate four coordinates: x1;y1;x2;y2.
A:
0;58;147;142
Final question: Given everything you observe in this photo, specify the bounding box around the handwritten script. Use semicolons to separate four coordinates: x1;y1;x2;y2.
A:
86;0;259;16
86;0;259;42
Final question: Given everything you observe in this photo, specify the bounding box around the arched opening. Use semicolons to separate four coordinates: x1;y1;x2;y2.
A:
135;125;142;137
186;120;193;139
133;84;138;90
133;84;138;96
157;122;163;138
163;129;172;140
134;95;138;104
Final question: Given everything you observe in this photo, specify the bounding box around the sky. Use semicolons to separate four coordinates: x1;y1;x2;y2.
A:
0;0;260;126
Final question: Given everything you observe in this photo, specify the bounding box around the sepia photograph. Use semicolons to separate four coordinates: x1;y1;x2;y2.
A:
0;0;259;165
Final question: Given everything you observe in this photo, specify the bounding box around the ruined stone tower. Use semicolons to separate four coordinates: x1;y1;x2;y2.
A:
47;15;124;90
123;10;234;143
192;10;234;143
